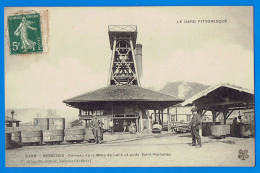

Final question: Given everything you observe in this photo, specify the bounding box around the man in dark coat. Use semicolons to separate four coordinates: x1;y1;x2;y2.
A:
190;106;202;147
91;116;102;144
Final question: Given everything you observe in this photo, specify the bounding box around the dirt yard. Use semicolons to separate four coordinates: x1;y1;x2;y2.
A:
6;131;255;167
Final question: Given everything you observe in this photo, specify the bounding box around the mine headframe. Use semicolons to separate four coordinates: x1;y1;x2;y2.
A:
108;25;142;86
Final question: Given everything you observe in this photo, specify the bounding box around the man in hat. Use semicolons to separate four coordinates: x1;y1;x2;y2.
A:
91;116;102;144
190;106;202;147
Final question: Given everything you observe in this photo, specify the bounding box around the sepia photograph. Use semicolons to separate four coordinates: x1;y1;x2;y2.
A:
4;6;254;167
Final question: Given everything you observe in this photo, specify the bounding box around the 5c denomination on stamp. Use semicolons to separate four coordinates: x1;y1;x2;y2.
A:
7;13;43;55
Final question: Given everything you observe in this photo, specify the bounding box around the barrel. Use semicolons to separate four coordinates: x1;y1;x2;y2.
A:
43;130;64;143
64;129;84;142
49;118;65;130
11;131;21;144
6;133;13;149
21;130;42;144
34;118;49;130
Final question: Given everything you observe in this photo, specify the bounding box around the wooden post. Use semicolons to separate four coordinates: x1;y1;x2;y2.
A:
147;110;151;130
108;39;117;86
79;109;82;116
167;108;170;131
158;110;161;124
154;110;156;123
175;106;178;122
130;40;140;86
161;109;164;127
223;110;228;125
212;110;216;125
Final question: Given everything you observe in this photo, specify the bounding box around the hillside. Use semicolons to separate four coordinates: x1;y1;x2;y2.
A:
159;81;210;99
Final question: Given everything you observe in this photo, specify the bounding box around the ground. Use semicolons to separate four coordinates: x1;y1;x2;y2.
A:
6;131;255;167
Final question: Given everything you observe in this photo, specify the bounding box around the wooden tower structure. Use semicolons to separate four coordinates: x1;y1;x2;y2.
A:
108;25;141;86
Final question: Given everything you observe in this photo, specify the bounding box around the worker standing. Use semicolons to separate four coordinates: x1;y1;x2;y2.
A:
91;116;102;144
233;117;238;137
129;122;136;134
123;120;127;133
190;106;202;148
108;119;114;134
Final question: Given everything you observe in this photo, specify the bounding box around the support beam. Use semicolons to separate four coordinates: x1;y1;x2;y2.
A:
108;39;117;86
202;110;207;116
167;107;170;131
158;110;161;124
79;109;82;116
161;109;164;128
226;110;234;119
175;106;178;122
223;110;228;125
211;110;217;125
154;110;156;124
130;40;140;86
147;111;151;130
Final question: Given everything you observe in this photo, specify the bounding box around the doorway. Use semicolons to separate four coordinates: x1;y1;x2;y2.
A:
113;118;137;132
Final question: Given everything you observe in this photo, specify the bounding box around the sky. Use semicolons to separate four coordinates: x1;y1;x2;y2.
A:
5;7;254;109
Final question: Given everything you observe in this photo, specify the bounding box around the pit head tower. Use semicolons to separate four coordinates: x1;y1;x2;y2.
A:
108;25;143;86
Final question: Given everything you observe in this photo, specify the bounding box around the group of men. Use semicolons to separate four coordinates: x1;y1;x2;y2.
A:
91;105;202;147
91;117;137;144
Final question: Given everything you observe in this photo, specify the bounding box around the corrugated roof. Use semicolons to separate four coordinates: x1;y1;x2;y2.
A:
181;83;254;106
64;85;183;103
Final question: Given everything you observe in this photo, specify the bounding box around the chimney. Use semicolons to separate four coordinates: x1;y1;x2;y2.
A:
135;44;143;78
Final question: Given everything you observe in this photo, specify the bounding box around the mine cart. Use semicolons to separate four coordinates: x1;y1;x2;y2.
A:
211;125;230;138
21;130;42;146
43;129;64;145
6;133;14;149
10;131;22;147
64;128;85;144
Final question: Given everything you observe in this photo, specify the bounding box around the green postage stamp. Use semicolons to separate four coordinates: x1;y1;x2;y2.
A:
7;13;43;55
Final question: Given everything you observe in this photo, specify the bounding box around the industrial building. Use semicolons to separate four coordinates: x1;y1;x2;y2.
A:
63;25;183;132
5;116;20;127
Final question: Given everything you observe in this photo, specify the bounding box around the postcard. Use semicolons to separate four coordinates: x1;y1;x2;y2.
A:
4;6;254;167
